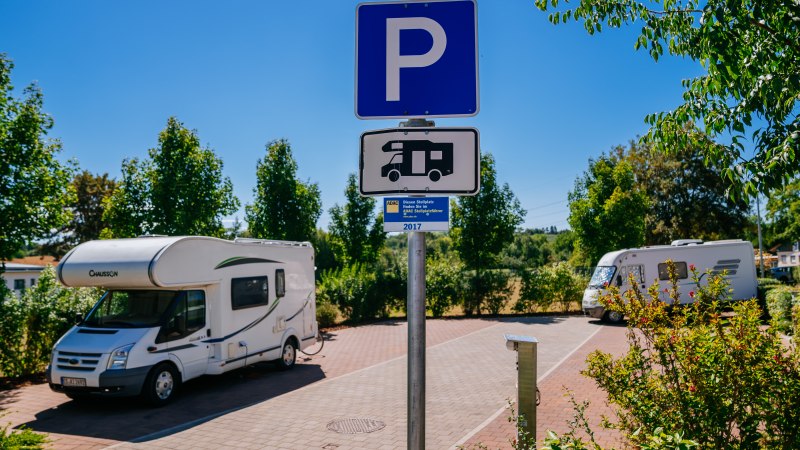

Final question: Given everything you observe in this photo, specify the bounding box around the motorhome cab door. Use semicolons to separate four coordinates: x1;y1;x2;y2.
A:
620;264;645;290
156;290;210;380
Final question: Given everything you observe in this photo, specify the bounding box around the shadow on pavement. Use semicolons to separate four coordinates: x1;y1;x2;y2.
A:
19;361;325;443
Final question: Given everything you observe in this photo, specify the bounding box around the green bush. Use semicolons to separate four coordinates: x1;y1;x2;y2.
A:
514;262;585;313
0;266;99;378
766;286;798;334
315;300;340;328
514;269;552;313
316;263;390;322
0;421;47;449
425;255;463;317
591;262;800;449
479;270;515;315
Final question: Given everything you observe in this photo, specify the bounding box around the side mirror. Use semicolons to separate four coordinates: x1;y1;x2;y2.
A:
616;275;622;287
75;313;84;324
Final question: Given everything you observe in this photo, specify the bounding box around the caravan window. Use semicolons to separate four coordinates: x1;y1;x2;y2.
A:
275;269;286;298
657;262;688;281
232;276;269;310
621;265;645;285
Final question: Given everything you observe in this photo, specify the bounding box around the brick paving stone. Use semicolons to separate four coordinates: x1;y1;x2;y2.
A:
1;316;620;449
110;316;599;450
461;324;630;449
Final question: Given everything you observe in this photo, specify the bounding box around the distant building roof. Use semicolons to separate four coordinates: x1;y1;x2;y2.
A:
3;263;45;273
8;255;58;266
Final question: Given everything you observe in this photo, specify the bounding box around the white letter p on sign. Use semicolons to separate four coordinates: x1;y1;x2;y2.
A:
385;17;447;102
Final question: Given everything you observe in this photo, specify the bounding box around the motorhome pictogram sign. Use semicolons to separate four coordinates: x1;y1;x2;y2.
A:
359;127;479;196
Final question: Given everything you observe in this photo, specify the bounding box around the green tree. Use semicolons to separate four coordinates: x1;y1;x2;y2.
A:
534;0;800;198
328;173;385;265
551;230;576;263
103;158;152;238
451;153;526;315
103;117;239;238
568;156;648;266
40;171;117;257
245;139;321;241
766;177;800;245
500;230;552;271
619;140;752;244
0;54;74;266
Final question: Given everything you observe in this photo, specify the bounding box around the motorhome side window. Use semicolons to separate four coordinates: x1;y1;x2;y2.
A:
275;269;285;298
657;262;689;281
232;276;269;310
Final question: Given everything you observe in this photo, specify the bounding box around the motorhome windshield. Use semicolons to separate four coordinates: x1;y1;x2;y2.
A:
82;290;182;328
589;266;617;288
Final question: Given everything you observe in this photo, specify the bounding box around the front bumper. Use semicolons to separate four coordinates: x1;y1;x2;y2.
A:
48;364;152;398
583;306;606;319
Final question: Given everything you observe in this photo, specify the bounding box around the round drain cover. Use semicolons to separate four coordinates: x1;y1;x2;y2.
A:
326;418;386;434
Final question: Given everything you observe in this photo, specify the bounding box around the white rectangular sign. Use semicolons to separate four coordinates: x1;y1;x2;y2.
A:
360;127;479;196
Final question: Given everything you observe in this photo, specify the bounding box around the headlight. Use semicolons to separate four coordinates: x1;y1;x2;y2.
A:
107;343;135;370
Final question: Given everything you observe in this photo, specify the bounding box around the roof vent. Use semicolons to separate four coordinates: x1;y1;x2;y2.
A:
671;239;703;246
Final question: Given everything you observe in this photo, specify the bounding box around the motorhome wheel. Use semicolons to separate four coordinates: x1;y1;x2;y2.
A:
276;339;297;371
388;170;400;182
603;310;624;324
428;170;441;182
142;362;179;406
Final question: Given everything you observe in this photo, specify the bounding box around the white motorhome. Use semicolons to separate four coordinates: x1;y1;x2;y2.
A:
583;239;758;323
47;236;318;405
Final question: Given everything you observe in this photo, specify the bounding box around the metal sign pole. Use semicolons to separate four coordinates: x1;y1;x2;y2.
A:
407;228;426;450
401;117;432;450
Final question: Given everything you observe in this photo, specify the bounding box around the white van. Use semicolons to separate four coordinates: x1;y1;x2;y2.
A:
47;236;318;405
583;239;758;323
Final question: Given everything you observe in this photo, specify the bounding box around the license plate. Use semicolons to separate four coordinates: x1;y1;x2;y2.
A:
62;377;86;387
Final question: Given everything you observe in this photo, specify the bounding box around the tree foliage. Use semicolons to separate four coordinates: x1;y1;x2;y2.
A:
500;230;553;270
246;139;321;242
103;117;239;238
0;266;98;378
40;171;117;257
0;54;74;264
534;0;800;197
592;263;800;448
766;177;800;245
451;153;526;314
619;140;752;244
568;157;648;266
328;173;385;266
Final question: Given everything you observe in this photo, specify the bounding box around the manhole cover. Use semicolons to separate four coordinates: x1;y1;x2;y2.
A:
326;418;386;434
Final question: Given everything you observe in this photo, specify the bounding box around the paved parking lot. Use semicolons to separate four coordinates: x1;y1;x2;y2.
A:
1;316;627;449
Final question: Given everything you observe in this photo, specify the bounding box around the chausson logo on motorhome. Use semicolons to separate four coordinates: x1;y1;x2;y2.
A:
582;239;758;324
88;270;118;278
48;236;318;406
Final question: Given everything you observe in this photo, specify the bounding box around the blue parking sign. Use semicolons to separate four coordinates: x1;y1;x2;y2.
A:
356;0;478;119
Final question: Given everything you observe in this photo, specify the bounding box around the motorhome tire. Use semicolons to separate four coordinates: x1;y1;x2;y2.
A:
142;362;179;406
428;170;441;182
388;170;400;182
603;310;624;324
276;339;297;371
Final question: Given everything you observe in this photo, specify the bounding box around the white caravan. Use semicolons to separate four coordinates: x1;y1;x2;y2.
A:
47;236;317;405
583;239;758;323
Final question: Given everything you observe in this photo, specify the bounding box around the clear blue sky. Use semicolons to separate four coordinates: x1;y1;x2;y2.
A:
0;0;701;232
